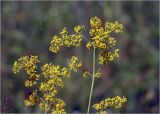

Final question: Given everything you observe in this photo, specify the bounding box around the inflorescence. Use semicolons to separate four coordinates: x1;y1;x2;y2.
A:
13;55;82;114
87;17;123;65
13;16;126;113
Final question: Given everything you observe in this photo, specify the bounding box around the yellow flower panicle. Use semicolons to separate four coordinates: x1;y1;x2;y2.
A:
92;96;127;111
87;16;123;65
38;80;65;112
39;63;71;113
13;55;40;87
68;56;82;72
49;25;85;53
13;59;69;113
13;17;124;114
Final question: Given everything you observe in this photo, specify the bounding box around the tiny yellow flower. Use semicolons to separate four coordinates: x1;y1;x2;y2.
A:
74;25;85;34
86;42;92;49
83;71;91;77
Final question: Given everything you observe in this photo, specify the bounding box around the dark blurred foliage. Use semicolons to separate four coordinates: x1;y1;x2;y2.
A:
1;1;159;113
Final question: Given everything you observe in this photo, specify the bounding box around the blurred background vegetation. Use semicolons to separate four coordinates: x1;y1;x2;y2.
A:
1;1;159;113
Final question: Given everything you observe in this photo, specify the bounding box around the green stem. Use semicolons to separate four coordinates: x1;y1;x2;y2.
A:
41;98;46;114
87;47;96;114
83;37;90;42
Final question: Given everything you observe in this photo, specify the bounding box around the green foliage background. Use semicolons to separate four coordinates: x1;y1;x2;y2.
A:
1;1;159;113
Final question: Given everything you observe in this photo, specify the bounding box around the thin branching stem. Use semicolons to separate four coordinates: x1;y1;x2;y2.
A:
41;98;46;114
87;46;96;114
83;37;91;42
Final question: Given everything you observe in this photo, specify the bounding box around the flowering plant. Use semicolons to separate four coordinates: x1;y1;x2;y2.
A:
13;16;127;114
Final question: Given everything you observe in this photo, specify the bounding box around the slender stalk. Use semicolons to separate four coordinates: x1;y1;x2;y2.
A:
87;47;96;114
41;98;46;114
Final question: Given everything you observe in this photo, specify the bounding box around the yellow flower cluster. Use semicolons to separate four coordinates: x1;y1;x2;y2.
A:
95;70;102;78
13;55;39;74
24;90;39;107
41;63;61;78
39;63;72;113
83;70;101;78
13;57;72;113
87;16;123;65
61;67;71;78
105;21;123;33
13;55;83;113
51;98;66;114
68;56;82;72
13;55;40;87
49;35;63;53
99;49;119;65
49;25;85;53
92;96;127;111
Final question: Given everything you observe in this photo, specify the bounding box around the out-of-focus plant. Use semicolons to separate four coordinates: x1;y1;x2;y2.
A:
12;16;127;114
